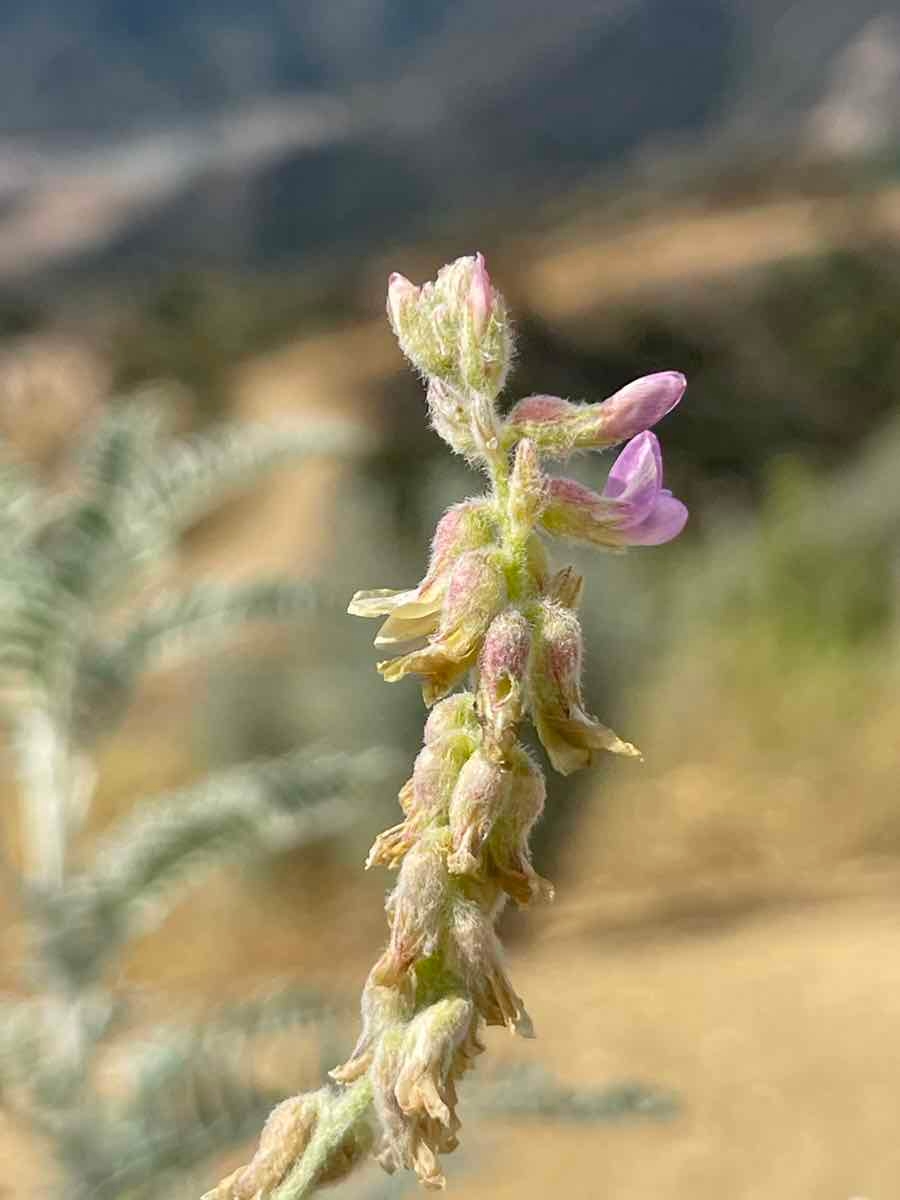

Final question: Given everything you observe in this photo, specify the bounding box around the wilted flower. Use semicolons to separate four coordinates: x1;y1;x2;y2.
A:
486;747;554;906
371;996;482;1192
332;969;414;1084
541;430;688;549
349;500;495;647
446;749;510;877
530;600;640;775
449;887;533;1036
373;830;454;987
503;371;685;459
368;731;478;870
377;548;508;704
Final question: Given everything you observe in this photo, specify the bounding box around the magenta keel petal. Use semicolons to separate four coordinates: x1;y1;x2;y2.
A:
625;493;688;545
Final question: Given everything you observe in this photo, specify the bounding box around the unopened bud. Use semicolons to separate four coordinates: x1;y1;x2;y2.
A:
387;273;420;336
386;255;512;402
508;438;548;533
424;692;479;747
470;253;493;338
503;372;685;460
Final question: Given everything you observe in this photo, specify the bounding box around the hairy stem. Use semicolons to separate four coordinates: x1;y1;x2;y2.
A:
270;1079;374;1200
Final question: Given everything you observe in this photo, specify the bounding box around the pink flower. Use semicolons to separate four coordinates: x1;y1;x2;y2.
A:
503;371;685;459
541;431;688;549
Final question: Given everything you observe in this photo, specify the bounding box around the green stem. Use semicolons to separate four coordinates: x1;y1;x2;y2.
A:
270;1079;374;1200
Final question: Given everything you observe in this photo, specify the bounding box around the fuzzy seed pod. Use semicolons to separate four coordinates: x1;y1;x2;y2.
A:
476;608;531;762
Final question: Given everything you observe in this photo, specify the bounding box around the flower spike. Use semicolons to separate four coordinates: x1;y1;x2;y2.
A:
214;255;686;1198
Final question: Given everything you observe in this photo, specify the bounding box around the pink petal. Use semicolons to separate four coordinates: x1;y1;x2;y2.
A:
598;372;685;442
602;431;662;523
624;492;688;545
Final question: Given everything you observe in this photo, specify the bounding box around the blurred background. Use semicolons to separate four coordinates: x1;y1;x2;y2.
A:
3;2;900;1197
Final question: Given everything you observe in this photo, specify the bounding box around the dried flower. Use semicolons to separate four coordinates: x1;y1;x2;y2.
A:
446;749;510;877
530;600;640;775
378;548;507;704
487;746;554;906
348;500;495;646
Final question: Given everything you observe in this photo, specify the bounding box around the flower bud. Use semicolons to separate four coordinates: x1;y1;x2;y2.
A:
447;749;511;877
387;273;420;337
378;548;507;705
508;438;548;534
503;372;685;460
385;254;513;400
530;600;640;775
468;253;493;339
476;608;531;761
540;432;688;549
423;692;478;747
